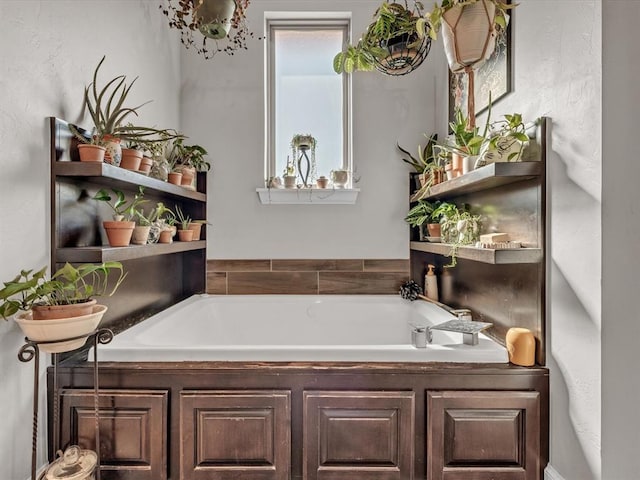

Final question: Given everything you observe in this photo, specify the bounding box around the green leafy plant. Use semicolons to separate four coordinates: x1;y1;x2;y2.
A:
93;186;147;221
485;113;530;162
334;2;424;74
404;200;451;227
83;56;181;145
397;134;438;174
439;208;481;267
417;0;515;41
166;139;211;172
0;262;126;320
174;205;192;230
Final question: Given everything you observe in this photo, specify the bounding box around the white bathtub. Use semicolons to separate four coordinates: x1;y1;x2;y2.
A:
97;295;508;363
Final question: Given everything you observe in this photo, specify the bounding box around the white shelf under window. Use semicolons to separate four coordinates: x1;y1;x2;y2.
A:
256;187;360;205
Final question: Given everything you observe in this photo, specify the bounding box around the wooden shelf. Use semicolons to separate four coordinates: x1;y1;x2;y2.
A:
56;241;206;263
55;161;207;202
411;162;542;202
410;241;542;265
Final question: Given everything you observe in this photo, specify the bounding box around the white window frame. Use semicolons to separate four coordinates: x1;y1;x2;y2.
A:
265;16;352;186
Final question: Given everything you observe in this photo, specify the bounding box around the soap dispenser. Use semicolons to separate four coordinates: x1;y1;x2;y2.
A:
424;264;439;301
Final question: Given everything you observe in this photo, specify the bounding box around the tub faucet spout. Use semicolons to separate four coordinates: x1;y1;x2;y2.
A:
411;326;433;348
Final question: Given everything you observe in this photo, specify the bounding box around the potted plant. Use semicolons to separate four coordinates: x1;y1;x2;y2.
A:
333;2;430;75
69;124;108;163
82;56;181;166
132;206;156;245
398;134;442;190
417;0;515;73
483;113;530;163
92;186;146;247
120;138;144;172
405;200;456;240
167;139;210;189
444;100;492;175
0;262;126;352
437;204;481;267
175;206;194;242
160;0;258;60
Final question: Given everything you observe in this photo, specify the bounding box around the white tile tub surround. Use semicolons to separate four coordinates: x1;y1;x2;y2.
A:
96;295;508;363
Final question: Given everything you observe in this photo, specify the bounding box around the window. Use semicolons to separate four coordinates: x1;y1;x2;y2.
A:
266;18;351;186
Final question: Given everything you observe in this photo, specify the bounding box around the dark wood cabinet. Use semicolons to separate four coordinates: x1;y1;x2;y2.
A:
51;363;548;480
427;390;541;480
58;389;169;480
303;391;415;480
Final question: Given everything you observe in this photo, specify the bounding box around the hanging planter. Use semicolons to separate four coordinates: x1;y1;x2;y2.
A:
417;0;515;127
195;0;237;39
440;0;498;74
334;2;430;76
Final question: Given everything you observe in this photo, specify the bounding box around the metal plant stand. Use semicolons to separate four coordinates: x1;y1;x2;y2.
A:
18;328;114;480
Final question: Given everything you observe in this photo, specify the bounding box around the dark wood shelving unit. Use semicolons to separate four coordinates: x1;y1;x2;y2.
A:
56;241;207;263
411;161;542;202
410;241;543;264
54;161;207;202
50;117;207;334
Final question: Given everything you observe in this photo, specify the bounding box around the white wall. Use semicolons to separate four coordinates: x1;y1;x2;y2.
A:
601;2;640;479
180;0;449;259
477;1;602;478
0;2;180;478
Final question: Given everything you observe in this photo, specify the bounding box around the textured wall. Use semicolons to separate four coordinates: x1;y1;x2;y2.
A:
601;1;640;479
179;0;449;260
478;1;602;478
0;2;180;478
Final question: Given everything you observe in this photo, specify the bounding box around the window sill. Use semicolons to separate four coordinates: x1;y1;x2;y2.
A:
256;188;360;205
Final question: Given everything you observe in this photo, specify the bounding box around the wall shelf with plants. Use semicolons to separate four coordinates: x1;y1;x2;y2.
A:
55;241;207;264
409;241;542;265
411;161;541;202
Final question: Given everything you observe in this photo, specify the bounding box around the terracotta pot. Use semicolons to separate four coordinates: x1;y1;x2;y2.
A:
431;169;445;185
32;299;97;320
77;144;106;163
316;176;329;189
451;153;464;178
158;229;174;244
120;149;143;171
441;0;498;73
102;220;135;247
103;135;122;166
177;229;194;242
427;223;442;238
131;225;151;245
139;156;153;175
187;222;202;241
168;172;183;185
180;166;196;189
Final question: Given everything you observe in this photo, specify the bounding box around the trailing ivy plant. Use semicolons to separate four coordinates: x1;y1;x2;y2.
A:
334;2;424;74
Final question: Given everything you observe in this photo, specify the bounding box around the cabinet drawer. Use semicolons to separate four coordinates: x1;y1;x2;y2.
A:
59;389;168;480
427;390;541;480
303;390;415;480
179;390;291;480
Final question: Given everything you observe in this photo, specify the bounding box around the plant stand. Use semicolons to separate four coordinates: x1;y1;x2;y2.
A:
18;328;114;480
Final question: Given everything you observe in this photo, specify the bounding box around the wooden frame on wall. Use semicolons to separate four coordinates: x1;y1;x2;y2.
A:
448;2;514;121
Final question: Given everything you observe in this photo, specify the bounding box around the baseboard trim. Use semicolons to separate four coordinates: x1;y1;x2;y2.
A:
545;464;566;480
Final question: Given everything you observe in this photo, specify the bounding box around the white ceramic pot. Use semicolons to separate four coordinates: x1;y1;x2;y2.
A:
441;0;497;73
330;170;349;188
283;175;297;189
462;155;481;174
196;0;236;39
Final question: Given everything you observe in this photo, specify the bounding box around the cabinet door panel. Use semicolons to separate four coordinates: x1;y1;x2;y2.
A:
59;389;168;480
304;391;415;480
180;390;291;480
427;391;540;480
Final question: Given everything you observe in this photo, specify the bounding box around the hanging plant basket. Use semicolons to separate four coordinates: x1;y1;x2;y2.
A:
374;32;431;76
